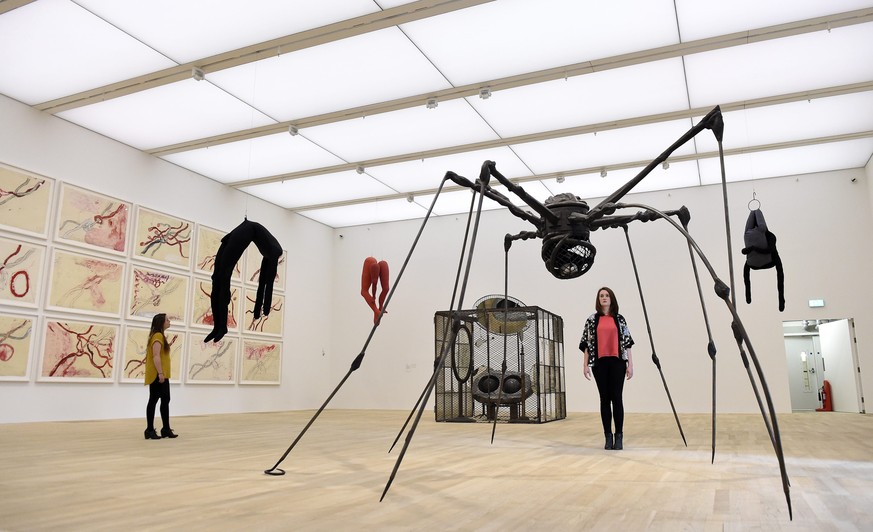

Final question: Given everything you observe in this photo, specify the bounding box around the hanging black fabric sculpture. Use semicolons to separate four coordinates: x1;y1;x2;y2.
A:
741;208;785;311
205;220;282;342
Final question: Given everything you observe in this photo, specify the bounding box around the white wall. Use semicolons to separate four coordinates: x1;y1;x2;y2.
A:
0;94;334;422
328;166;873;415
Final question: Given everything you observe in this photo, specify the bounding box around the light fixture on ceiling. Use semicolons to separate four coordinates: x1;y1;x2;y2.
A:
662;161;670;170
356;166;365;175
426;97;438;109
478;87;491;100
406;194;414;203
556;174;565;184
288;125;299;136
191;67;205;81
600;169;607;178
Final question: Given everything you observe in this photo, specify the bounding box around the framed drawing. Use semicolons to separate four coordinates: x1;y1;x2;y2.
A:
0;236;46;308
54;182;130;256
190;277;239;331
39;318;118;382
0;313;37;381
240;338;282;385
133;206;193;269
127;266;189;323
0;165;54;238
119;325;184;383
46;248;125;317
194;225;240;279
185;333;237;384
244;246;287;292
242;288;284;336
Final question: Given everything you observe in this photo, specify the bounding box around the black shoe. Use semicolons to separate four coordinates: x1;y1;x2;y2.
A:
614;433;623;450
604;432;614;450
161;428;178;439
144;428;161;440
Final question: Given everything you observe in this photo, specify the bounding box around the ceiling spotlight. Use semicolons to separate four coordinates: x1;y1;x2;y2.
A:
406;194;414;203
288;125;299;136
478;87;492;100
556;174;565;184
356;166;365;175
600;169;607;178
426;97;438;109
191;67;205;81
662;161;670;170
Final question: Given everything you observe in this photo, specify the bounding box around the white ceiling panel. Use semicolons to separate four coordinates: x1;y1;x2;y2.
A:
685;23;873;108
676;0;873;41
466;58;690;137
510;119;701;175
0;0;176;105
367;147;532;193
397;0;679;85
301;99;500;162
57;79;276;150
298;197;427;227
240;170;396;209
696;92;873;153
76;0;380;63
699;139;873;185
162;133;345;184
207;27;452;120
417;188;506;217
545;160;702;203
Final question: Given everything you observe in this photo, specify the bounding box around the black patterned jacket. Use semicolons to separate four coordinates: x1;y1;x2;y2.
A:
578;313;634;367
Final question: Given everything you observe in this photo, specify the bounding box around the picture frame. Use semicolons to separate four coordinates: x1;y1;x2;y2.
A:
0;236;46;308
54;182;130;256
0;164;54;239
46;248;125;318
127;265;189;323
190;276;239;331
242;288;284;336
119;325;184;384
243;246;287;292
0;312;38;381
132;206;193;269
38;317;118;382
185;333;238;384
194;225;241;280
239;338;282;385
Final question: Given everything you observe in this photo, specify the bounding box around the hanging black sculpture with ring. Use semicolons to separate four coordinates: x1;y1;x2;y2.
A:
262;105;792;520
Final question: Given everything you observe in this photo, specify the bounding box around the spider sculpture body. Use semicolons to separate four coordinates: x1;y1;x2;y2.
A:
265;105;793;520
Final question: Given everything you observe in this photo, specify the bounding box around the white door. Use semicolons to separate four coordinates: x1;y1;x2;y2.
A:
784;336;820;411
819;319;863;413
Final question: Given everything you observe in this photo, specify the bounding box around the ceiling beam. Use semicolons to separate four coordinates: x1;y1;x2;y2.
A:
228;80;873;188
148;7;873;157
33;0;495;114
286;130;873;213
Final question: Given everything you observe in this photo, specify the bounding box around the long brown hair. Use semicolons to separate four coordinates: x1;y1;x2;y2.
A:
595;286;619;316
149;313;170;350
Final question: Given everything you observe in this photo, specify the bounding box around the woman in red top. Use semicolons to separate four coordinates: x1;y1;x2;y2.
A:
579;287;635;450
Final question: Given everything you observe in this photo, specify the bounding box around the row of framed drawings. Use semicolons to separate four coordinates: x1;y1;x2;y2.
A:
0;312;282;384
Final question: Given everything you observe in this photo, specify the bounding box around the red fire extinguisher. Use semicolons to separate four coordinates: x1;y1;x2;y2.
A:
816;380;833;412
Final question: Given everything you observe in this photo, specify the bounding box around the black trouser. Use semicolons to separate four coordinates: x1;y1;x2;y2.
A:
146;378;171;431
592;356;626;434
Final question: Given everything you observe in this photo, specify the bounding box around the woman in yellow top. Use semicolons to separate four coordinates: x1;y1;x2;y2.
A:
144;313;178;439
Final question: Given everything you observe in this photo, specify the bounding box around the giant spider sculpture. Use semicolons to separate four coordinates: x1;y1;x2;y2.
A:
264;106;792;519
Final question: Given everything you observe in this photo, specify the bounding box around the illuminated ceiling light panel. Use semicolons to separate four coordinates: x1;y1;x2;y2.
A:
239;170;395;209
76;0;377;63
302;99;499;161
545;160;702;202
510;119;698;175
57;79;276;150
162;133;345;184
0;0;175;105
698;138;873;185
366;147;532;193
415;188;506;217
396;0;678;85
297;197;427;228
208;27;452;120
465;58;690;138
685;23;873;107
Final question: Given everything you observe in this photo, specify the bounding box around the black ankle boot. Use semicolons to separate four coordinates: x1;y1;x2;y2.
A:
604;432;614;450
144;428;161;440
614;432;623;450
160;428;178;439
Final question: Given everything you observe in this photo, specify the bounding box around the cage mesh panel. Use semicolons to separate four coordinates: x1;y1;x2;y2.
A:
434;307;566;423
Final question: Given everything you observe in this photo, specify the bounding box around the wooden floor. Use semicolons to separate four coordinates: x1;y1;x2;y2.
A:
1;410;871;531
